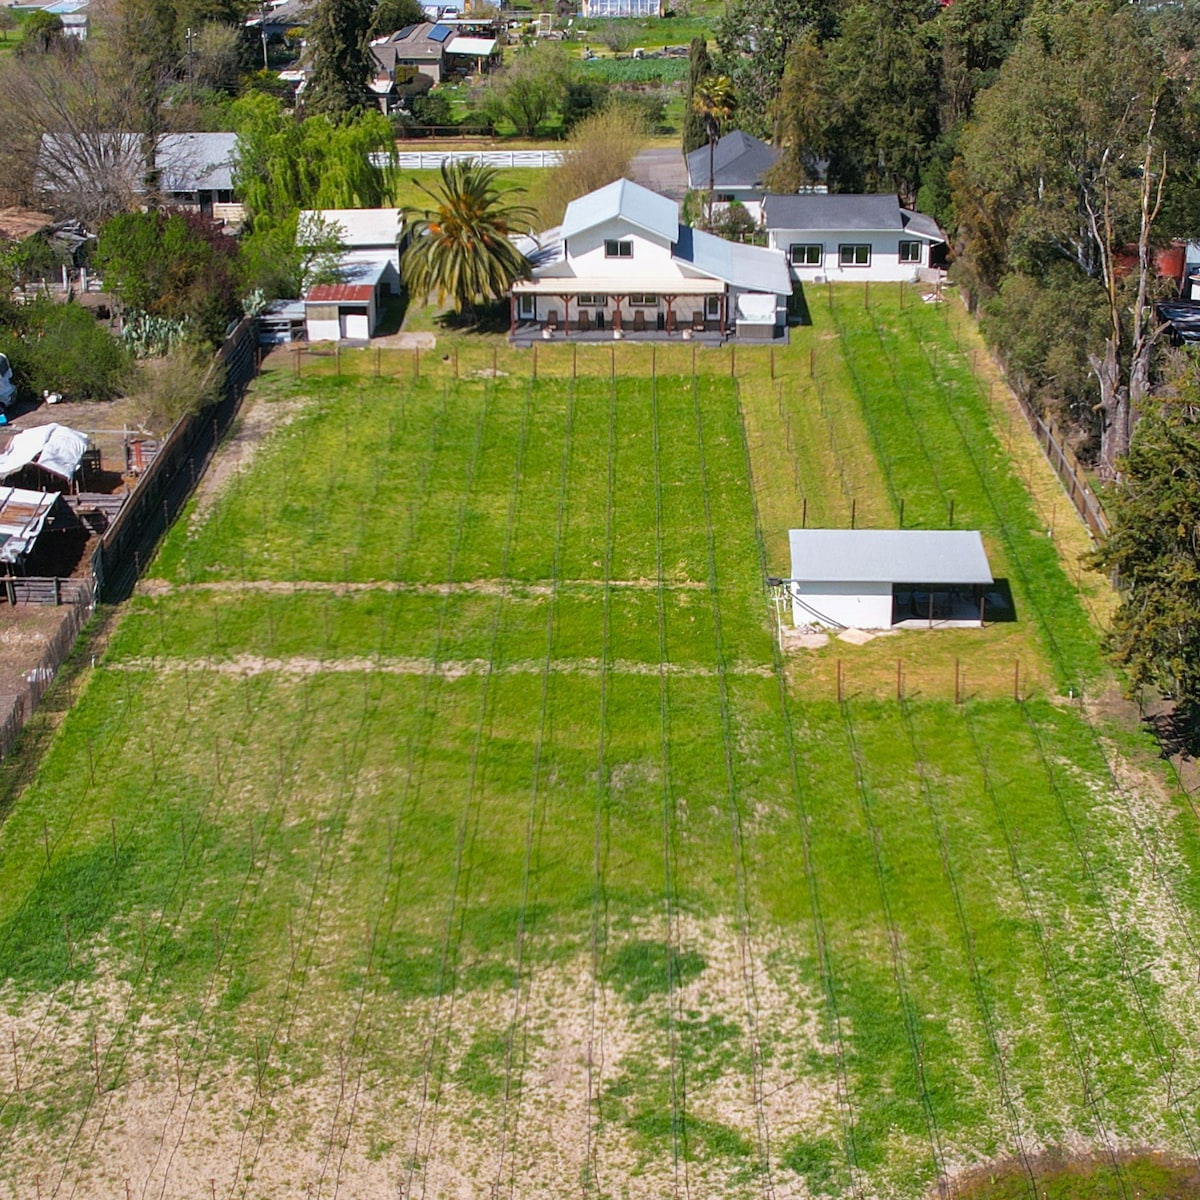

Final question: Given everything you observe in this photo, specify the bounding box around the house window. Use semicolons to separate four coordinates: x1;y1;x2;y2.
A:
789;243;823;266
839;243;871;267
628;294;658;306
705;295;721;318
604;240;633;258
518;294;535;318
577;294;608;306
899;240;923;264
714;193;736;203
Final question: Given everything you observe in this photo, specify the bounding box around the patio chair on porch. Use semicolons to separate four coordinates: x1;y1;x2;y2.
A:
632;310;646;333
691;310;706;332
547;309;560;331
577;311;592;332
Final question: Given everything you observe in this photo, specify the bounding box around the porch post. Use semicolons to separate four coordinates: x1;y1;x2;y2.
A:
560;294;571;333
720;292;727;338
664;296;675;333
613;295;623;332
510;292;517;336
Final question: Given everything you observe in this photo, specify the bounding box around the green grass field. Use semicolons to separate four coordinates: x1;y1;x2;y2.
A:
0;287;1197;1199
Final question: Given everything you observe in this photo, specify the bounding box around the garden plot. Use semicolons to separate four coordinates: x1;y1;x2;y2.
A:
0;327;1199;1200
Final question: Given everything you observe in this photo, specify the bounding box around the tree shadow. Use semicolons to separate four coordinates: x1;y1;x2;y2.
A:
1144;700;1200;761
433;299;511;335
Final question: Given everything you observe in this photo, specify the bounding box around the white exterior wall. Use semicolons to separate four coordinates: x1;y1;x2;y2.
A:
565;218;676;278
769;230;929;282
791;580;893;629
307;316;341;341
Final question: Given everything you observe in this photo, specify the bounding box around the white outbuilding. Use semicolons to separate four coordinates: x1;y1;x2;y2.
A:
785;529;994;630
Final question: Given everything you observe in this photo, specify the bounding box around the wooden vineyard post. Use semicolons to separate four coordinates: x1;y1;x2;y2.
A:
802;496;808;528
1014;659;1020;702
770;346;775;380
651;344;656;378
572;343;578;378
692;342;697;379
836;659;843;703
809;347;815;378
730;344;736;379
335;343;340;377
533;342;538;380
850;498;856;529
899;498;905;528
954;658;961;705
375;347;381;376
948;499;955;526
610;345;615;379
896;660;903;701
454;347;459;379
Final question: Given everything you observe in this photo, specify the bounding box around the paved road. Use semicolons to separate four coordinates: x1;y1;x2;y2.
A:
629;147;689;199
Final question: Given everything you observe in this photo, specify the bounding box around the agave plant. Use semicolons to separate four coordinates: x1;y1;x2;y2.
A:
400;161;537;322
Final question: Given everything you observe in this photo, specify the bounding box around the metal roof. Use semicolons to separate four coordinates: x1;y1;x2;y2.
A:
672;226;790;294
446;35;496;54
788;529;993;585
158;132;238;193
298;209;402;247
764;193;906;232
306;283;374;303
561;178;679;244
1157;300;1200;344
0;487;60;565
900;208;944;241
686;130;780;190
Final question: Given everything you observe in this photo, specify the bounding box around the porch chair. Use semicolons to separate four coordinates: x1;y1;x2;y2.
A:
632;310;646;333
691;310;706;331
578;311;592;332
547;309;560;331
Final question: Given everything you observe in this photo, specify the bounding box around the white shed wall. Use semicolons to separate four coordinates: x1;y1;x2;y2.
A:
791;580;892;629
307;316;341;341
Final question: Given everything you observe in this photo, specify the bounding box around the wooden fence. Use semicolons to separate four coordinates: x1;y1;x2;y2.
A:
0;576;96;760
95;316;260;600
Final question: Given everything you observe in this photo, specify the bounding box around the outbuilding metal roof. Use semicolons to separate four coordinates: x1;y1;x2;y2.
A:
298;208;402;247
561;178;679;244
306;283;373;303
788;529;993;585
0;487;60;565
686;130;780;190
673;226;790;294
446;35;496;54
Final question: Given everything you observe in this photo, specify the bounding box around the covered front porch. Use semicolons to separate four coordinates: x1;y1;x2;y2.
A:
509;280;731;342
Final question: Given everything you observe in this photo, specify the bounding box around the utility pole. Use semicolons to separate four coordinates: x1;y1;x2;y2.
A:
260;2;270;69
185;26;194;107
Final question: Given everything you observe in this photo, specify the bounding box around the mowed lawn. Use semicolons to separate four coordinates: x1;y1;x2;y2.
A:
1;290;1199;1200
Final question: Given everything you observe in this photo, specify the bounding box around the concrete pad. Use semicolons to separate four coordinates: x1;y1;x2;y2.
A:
790;632;829;649
836;627;875;645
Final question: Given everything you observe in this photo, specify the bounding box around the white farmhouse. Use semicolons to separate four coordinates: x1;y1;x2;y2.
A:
510;178;791;342
785;529;994;630
764;194;945;283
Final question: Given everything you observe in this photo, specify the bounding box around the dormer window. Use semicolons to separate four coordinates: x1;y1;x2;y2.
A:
604;239;633;258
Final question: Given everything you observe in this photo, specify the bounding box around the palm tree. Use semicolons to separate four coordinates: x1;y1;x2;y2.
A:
400;161;537;323
691;74;736;226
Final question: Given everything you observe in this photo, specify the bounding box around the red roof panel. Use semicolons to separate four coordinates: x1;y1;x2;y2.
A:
307;283;374;302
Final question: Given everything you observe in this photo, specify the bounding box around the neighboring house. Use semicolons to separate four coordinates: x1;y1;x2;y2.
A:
372;21;454;83
580;0;662;15
244;0;311;41
36;131;244;225
510;177;791;342
298;208;403;342
763;194;946;283
685;131;782;222
371;20;497;86
784;529;994;630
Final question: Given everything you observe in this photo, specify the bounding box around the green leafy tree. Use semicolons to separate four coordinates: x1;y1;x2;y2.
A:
305;0;374;116
401;161;535;320
17;10;64;55
954;2;1174;474
681;36;710;155
481;43;570;137
1094;396;1200;742
766;29;827;191
715;0;834;137
0;9;19;42
370;0;424;37
95;209;240;344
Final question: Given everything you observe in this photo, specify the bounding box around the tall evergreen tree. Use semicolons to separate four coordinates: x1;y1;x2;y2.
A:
305;0;374;116
681;37;710;155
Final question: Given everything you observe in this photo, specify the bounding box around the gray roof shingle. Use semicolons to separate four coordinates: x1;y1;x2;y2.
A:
686;130;780;190
788;529;993;585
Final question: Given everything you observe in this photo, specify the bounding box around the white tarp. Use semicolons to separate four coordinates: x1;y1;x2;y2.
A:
0;423;88;482
0;486;59;563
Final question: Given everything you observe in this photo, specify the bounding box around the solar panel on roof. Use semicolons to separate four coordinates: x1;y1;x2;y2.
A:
429;23;452;40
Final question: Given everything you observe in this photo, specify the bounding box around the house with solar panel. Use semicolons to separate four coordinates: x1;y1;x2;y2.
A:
370;20;498;86
510;178;790;343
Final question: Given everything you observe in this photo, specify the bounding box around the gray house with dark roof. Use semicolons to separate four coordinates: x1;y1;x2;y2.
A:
686;131;781;219
763;193;946;282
